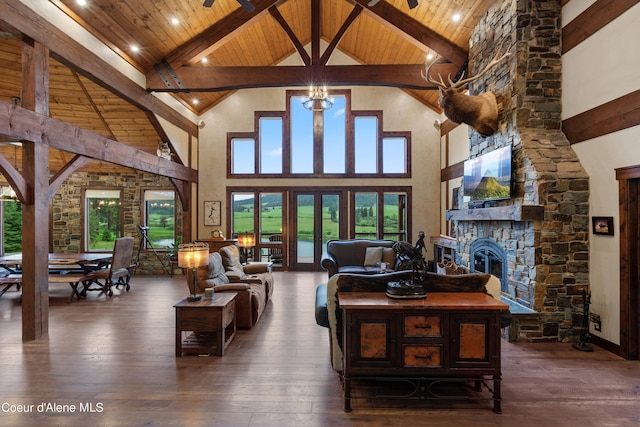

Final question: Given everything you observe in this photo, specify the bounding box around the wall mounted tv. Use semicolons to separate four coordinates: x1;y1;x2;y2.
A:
463;145;512;202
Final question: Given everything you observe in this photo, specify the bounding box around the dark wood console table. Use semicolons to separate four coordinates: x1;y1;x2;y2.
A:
200;238;237;253
339;292;508;413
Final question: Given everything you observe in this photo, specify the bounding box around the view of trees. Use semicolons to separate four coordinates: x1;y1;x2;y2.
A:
87;198;121;250
3;201;22;254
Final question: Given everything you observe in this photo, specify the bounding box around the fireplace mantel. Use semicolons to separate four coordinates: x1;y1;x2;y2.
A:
446;205;544;221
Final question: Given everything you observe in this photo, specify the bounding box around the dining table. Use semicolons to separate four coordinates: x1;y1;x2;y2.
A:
0;252;112;274
0;252;113;300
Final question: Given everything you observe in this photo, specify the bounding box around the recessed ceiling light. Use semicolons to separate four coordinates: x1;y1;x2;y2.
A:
130;45;140;53
192;99;199;105
426;53;434;61
171;17;179;26
76;0;87;6
201;57;208;63
452;13;461;22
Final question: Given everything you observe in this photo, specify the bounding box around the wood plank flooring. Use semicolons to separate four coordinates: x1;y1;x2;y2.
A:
0;272;638;426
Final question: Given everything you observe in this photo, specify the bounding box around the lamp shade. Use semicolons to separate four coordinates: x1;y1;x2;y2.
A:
177;242;209;268
237;233;255;248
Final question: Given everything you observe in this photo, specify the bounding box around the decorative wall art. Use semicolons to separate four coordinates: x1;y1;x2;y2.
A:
592;216;614;236
204;201;221;226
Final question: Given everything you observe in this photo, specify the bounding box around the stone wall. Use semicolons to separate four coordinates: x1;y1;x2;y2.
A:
51;170;183;275
455;0;590;342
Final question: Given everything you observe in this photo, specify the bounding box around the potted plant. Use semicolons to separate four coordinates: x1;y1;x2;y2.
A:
166;236;181;262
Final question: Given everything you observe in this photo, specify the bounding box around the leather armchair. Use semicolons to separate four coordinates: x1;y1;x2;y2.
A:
187;252;270;328
219;245;274;301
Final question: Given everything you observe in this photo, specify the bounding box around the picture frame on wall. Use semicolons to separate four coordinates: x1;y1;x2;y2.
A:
204;201;221;226
592;216;614;236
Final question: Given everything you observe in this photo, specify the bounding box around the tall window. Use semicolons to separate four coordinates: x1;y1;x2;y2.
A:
382;192;407;241
84;189;122;251
1;200;22;255
354;192;378;239
290;97;314;174
142;189;175;249
231;192;255;236
354;117;378;173
323;96;346;174
260;117;283;174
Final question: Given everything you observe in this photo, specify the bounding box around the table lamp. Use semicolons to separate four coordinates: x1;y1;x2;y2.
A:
237;232;255;264
178;242;209;302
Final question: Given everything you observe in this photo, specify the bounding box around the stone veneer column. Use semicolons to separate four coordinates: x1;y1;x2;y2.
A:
456;0;589;342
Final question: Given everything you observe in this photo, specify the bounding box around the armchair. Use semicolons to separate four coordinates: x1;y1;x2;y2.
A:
219;245;274;301
188;251;271;328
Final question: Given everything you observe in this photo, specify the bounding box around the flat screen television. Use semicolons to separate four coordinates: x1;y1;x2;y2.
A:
463;145;512;202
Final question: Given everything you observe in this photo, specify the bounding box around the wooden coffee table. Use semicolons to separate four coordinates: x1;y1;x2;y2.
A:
174;292;237;357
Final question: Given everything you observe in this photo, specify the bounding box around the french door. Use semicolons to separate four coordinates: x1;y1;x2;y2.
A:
292;191;345;271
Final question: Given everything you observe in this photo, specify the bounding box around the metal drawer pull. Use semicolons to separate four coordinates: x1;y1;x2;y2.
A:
415;324;432;329
416;354;432;359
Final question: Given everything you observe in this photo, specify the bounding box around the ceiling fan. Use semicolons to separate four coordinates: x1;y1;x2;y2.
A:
203;0;255;13
368;0;419;8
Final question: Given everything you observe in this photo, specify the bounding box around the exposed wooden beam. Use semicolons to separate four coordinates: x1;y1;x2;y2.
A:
321;4;363;66
21;37;50;342
0;0;197;136
269;5;310;66
563;89;640;144
48;154;93;201
0;155;28;203
0;101;198;182
311;0;320;65
563;0;640;54
147;63;459;92
72;70;118;141
351;0;468;67
154;0;280;70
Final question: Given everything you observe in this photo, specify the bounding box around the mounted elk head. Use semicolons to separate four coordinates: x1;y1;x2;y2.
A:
422;51;510;137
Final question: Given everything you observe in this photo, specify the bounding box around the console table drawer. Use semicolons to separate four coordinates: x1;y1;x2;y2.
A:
403;315;442;337
403;345;442;368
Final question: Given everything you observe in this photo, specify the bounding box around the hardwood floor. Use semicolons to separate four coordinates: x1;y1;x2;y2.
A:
0;271;638;426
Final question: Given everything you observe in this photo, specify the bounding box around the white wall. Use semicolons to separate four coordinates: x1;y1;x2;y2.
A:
197;47;442;241
562;3;640;344
439;124;470;234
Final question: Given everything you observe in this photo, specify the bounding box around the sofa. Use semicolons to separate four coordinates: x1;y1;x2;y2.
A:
315;270;508;372
188;249;273;328
320;239;403;278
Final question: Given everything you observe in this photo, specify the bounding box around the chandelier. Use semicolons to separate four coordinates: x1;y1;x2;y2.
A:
302;86;333;112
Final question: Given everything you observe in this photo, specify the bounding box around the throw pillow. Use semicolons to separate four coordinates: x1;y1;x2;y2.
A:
364;247;383;266
382;247;396;268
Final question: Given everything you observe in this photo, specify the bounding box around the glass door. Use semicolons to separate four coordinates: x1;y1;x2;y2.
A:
293;192;342;270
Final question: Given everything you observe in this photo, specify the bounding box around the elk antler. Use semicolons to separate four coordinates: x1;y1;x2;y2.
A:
422;50;510;90
421;58;449;89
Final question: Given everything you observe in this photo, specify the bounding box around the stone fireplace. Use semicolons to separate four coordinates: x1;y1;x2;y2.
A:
450;0;590;342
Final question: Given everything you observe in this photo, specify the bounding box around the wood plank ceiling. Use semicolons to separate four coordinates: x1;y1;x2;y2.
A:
0;0;494;175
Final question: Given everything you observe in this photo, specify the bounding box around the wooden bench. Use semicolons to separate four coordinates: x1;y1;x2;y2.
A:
48;273;97;303
0;274;22;298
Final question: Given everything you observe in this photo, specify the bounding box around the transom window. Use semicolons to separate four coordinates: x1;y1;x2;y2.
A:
228;90;410;178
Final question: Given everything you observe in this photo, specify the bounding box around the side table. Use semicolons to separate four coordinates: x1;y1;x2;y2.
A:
174;292;237;357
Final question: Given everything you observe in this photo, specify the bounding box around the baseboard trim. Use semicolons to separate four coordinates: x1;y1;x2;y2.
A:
590;335;624;358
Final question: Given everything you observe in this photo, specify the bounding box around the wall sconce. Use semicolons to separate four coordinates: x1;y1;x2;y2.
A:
178;242;209;302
